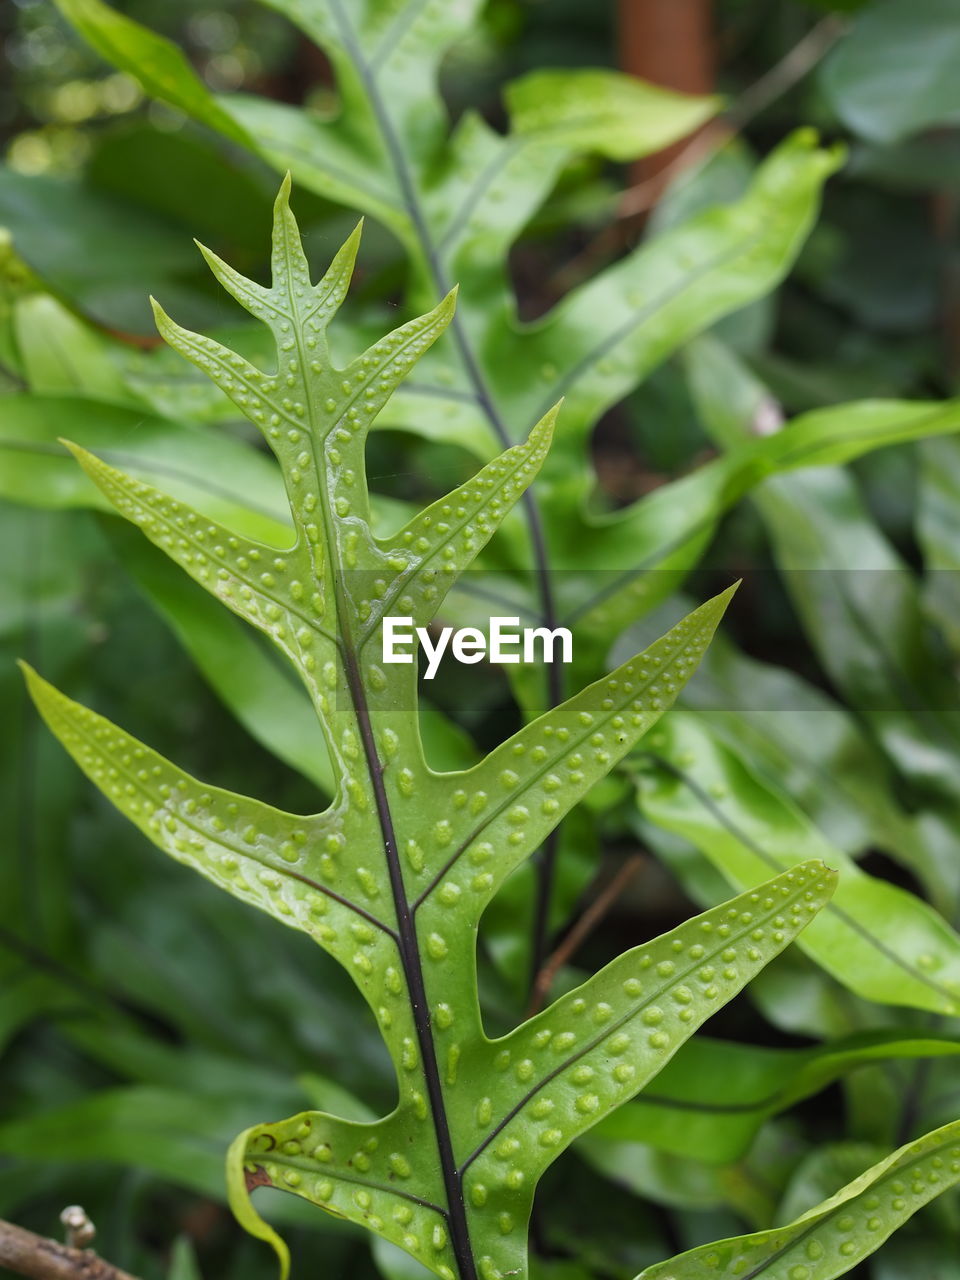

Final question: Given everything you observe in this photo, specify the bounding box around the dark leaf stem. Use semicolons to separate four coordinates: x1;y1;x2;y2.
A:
327;0;568;995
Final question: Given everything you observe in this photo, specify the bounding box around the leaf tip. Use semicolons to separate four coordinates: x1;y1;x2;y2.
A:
193;240;217;269
439;281;460;316
816;858;840;891
704;578;740;623
58;436;88;462
331;221;364;284
17;659;53;712
338;219;365;269
16;657;37;684
533;399;562;444
149;295;181;343
227;1129;291;1280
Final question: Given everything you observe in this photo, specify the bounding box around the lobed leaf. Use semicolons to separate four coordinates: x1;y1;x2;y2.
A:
231;862;835;1280
819;0;960;144
23;187;835;1280
51;0;846;1012
20;663;392;972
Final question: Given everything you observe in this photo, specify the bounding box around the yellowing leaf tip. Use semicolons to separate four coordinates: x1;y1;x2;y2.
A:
227;1129;291;1280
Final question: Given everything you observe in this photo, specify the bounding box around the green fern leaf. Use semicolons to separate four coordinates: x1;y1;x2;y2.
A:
636;1118;960;1280
23;184;836;1280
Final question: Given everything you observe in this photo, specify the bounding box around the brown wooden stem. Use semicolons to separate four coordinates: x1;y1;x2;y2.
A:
619;0;716;195
0;1219;141;1280
527;854;645;1016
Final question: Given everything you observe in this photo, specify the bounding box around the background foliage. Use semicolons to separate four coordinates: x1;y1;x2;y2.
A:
3;1;960;1278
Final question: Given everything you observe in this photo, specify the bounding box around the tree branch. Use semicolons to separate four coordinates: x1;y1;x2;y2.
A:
0;1218;142;1280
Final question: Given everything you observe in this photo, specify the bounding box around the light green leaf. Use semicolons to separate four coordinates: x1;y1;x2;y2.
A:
588;1030;960;1165
0;395;290;543
505;69;722;162
686;335;960;911
51;0;252;147
636;1118;960;1280
14;294;129;400
54;0;844;975
168;1237;203;1280
637;712;960;1017
25;188;835;1280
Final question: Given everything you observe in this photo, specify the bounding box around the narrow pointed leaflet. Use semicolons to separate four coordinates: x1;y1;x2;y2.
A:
24;184;837;1280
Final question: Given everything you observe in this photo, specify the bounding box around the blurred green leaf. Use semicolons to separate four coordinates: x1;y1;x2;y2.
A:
821;0;960;142
505;68;721;160
917;437;960;653
168;1236;203;1280
0;168;217;333
678;626;921;864
687;335;960;912
588;1030;960;1165
51;0;252;148
0;1087;270;1200
637;710;960;1016
0;395;289;542
87;124;276;251
14;294;129;400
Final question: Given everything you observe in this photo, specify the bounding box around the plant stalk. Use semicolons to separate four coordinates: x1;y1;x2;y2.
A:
0;1218;140;1280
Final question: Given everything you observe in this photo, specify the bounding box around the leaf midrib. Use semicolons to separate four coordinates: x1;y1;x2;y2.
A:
325;0;569;1039
737;1131;957;1280
286;240;479;1280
